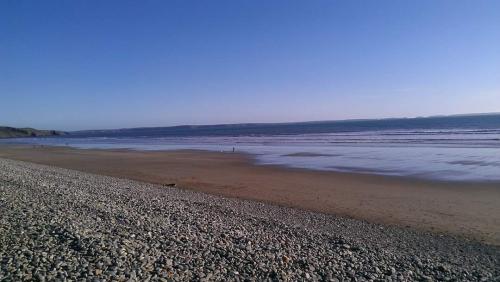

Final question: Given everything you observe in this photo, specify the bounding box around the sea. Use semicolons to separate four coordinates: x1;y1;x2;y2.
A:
2;114;500;182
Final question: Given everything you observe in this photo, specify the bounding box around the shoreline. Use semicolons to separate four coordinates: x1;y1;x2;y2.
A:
4;138;500;183
5;143;500;185
1;144;500;245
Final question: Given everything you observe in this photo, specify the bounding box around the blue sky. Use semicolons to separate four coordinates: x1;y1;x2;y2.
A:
1;0;499;130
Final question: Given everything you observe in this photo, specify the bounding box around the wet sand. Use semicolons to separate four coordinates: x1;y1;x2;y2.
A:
1;145;499;245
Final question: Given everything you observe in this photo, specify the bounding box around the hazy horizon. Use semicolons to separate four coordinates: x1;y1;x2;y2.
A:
1;111;499;132
2;1;499;131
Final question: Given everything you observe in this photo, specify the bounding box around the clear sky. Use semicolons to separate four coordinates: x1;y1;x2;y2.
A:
1;0;499;130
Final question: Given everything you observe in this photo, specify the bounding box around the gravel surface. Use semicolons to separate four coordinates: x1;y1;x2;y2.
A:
0;158;498;281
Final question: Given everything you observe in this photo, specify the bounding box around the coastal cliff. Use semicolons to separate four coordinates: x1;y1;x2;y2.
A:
0;126;66;138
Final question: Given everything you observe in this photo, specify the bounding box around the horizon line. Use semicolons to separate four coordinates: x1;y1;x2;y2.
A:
69;111;500;133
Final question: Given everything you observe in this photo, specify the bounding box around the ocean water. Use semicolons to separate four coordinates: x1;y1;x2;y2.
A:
2;115;500;182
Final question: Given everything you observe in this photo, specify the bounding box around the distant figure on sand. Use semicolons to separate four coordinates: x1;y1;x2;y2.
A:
232;147;235;153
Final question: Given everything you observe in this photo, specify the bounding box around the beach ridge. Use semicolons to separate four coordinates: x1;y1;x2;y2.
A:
1;158;499;280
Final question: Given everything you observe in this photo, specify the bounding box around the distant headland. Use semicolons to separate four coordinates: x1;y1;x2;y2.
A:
0;126;66;139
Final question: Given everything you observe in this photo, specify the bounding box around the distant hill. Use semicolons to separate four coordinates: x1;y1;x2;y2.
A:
0;127;66;139
70;113;500;138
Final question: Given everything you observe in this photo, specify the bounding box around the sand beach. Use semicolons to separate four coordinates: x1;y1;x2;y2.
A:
1;145;499;245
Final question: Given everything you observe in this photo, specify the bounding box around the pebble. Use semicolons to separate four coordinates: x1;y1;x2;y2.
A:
0;158;498;281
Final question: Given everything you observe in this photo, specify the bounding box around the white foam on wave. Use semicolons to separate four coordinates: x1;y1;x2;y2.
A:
2;129;500;181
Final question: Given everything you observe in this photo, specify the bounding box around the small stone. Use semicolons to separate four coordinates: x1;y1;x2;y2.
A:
282;255;290;263
437;265;449;272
